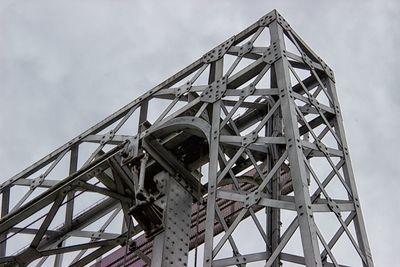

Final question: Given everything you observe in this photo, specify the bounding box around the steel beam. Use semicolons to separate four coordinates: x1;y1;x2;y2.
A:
150;172;192;267
0;9;373;267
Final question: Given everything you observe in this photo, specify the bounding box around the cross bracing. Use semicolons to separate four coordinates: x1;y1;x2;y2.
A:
0;10;373;267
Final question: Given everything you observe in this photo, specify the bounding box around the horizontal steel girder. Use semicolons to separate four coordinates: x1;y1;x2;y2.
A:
0;9;373;267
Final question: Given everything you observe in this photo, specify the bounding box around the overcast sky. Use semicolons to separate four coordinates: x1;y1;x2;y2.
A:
0;0;398;266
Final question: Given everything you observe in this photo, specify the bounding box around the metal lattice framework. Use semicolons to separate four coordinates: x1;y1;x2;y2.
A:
0;10;373;267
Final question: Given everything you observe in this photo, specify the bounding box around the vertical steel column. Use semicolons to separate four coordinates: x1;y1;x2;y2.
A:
0;10;376;267
0;187;10;257
203;58;223;267
151;172;193;267
138;101;149;134
326;79;374;267
266;65;282;267
269;19;322;267
54;241;65;267
56;145;79;267
65;145;79;231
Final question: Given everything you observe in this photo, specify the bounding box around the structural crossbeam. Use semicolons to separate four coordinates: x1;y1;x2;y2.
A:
0;9;373;267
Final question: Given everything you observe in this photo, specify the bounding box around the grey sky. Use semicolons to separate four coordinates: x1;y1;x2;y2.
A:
0;0;399;265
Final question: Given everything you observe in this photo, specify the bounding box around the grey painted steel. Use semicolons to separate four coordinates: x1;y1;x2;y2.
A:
151;172;192;267
0;9;373;267
269;20;322;267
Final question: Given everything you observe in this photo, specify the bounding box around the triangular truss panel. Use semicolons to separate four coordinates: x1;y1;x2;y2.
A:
0;10;373;267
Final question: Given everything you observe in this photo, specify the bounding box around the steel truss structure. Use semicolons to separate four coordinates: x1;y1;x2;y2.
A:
0;10;373;267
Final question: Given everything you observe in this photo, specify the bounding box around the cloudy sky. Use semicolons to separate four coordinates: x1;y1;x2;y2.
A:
0;0;398;266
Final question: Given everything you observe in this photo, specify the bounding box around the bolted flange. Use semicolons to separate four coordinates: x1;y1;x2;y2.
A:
318;56;335;82
262;42;281;64
244;190;261;208
239;83;256;100
258;11;276;27
276;13;292;32
176;81;192;97
200;76;227;103
242;131;258;147
202;37;235;63
238;41;253;57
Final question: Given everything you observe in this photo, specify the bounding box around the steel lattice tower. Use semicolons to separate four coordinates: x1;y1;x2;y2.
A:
0;10;373;267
